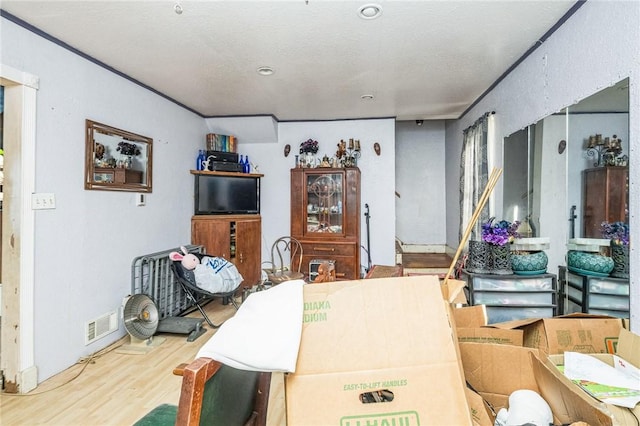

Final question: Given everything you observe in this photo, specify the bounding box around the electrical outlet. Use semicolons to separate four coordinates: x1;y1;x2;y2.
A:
31;193;56;210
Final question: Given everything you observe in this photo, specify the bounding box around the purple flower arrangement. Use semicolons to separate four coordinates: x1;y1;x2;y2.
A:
300;139;319;154
481;218;520;246
601;221;629;246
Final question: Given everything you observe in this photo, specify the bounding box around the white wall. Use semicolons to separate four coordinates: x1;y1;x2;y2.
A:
230;119;397;274
395;120;447;246
444;1;639;331
2;19;208;381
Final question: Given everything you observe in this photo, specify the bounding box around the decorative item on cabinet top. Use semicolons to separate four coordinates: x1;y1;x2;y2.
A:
295;137;375;168
336;138;360;167
206;133;237;153
585;133;628;167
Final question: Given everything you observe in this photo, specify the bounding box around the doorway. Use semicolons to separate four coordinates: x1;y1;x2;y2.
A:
0;66;38;393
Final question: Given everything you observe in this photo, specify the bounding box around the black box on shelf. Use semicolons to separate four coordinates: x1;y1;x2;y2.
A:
206;161;243;172
205;150;239;163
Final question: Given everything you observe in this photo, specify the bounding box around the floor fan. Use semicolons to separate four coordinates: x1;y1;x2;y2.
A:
116;294;166;355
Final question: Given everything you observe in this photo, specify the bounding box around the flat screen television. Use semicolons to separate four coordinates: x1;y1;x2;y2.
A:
194;174;260;215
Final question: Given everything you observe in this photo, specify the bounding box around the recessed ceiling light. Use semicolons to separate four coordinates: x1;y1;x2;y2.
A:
361;94;374;100
257;66;274;76
358;4;382;20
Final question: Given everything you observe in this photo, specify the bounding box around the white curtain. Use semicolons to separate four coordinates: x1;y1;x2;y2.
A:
459;113;491;246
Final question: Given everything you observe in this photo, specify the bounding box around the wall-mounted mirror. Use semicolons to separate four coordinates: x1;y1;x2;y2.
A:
85;120;153;192
503;108;569;276
566;78;629;240
503;78;630;317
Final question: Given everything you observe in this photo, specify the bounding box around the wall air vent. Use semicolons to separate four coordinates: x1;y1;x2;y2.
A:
85;311;118;345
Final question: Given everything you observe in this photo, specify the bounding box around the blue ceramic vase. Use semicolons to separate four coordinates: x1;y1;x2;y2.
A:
511;250;548;275
567;250;614;277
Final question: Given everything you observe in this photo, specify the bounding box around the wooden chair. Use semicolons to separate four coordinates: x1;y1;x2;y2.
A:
134;357;271;426
262;236;305;285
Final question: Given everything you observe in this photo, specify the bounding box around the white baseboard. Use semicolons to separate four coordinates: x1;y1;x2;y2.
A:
20;365;38;393
399;244;447;254
404;267;450;275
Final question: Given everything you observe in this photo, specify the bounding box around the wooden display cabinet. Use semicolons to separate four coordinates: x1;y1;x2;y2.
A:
582;166;628;238
191;214;262;287
290;167;361;280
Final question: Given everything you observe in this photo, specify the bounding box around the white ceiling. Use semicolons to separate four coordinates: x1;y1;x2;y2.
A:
1;1;578;121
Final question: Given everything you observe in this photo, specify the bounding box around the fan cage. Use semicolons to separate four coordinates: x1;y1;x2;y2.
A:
123;294;159;340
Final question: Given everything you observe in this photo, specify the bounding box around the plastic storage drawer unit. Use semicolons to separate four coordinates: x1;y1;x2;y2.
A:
461;271;558;324
564;269;629;318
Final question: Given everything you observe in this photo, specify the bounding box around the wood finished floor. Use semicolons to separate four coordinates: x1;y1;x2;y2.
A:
401;252;453;269
0;297;286;426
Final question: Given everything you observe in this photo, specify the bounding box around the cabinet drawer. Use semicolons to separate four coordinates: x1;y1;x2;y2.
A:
301;242;356;257
588;278;629;295
587;308;629;318
588;293;629;311
486;306;555;324
473;291;554;306
472;276;553;291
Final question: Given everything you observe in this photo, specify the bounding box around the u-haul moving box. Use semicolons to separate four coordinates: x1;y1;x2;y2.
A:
453;306;627;421
492;314;624;354
454;305;634;425
285;276;472;425
532;328;640;426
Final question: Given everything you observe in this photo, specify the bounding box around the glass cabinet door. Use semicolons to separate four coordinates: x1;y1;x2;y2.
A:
305;172;344;235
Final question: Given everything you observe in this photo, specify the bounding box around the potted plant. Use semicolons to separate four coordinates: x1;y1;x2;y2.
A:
299;139;319;167
467;218;519;275
601;221;629;278
511;238;550;275
116;141;141;169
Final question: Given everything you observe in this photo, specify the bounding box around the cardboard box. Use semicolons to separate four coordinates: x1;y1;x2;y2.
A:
460;342;540;415
456;328;524;346
492;314;624;354
465;387;494;426
453;305;487;328
453;305;523;346
285;276;472;425
531;328;640;425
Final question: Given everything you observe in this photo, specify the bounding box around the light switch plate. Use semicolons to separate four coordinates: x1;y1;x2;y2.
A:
136;193;146;206
32;193;56;210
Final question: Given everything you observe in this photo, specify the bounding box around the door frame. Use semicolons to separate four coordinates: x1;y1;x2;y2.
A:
0;63;38;393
